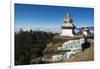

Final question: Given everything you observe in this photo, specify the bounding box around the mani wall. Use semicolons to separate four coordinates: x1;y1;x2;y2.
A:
52;38;85;62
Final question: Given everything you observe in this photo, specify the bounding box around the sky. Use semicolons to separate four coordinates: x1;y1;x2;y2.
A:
15;3;94;32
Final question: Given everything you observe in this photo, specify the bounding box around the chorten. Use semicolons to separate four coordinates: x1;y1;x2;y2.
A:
60;12;76;36
82;27;90;36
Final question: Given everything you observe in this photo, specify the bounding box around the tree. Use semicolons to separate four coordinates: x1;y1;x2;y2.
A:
15;29;54;65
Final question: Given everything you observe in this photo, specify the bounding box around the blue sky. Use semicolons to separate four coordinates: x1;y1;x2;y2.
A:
15;3;94;32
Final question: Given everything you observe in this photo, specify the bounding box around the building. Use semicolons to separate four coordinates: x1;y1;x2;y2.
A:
60;12;76;36
52;55;63;62
82;27;90;36
57;38;84;59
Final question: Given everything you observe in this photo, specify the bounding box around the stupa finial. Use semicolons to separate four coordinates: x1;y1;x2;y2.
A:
66;8;71;17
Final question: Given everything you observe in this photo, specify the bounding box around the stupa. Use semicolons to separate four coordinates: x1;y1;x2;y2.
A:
60;12;76;36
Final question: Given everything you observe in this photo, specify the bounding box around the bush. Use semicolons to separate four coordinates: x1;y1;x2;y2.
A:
15;29;54;65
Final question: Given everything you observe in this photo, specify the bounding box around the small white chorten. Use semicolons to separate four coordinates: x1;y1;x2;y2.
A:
82;27;90;36
60;12;76;36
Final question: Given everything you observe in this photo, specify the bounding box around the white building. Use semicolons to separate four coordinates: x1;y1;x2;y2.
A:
52;55;63;62
60;12;76;36
82;27;90;36
57;38;84;59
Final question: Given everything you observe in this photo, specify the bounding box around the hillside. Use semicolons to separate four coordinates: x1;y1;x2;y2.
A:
66;39;94;62
42;36;94;63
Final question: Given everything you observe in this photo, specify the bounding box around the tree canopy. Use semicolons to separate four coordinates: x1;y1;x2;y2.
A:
15;29;54;65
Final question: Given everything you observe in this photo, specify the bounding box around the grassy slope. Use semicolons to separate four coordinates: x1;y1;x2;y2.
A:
66;39;94;62
42;38;94;63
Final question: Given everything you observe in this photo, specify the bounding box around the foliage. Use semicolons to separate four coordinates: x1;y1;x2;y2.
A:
15;29;54;65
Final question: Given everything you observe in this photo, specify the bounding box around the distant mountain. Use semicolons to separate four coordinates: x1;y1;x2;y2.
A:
15;27;62;34
88;26;94;31
15;26;94;34
76;26;94;33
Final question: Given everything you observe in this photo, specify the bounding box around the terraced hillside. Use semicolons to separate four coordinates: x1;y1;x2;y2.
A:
66;39;94;62
42;36;94;63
